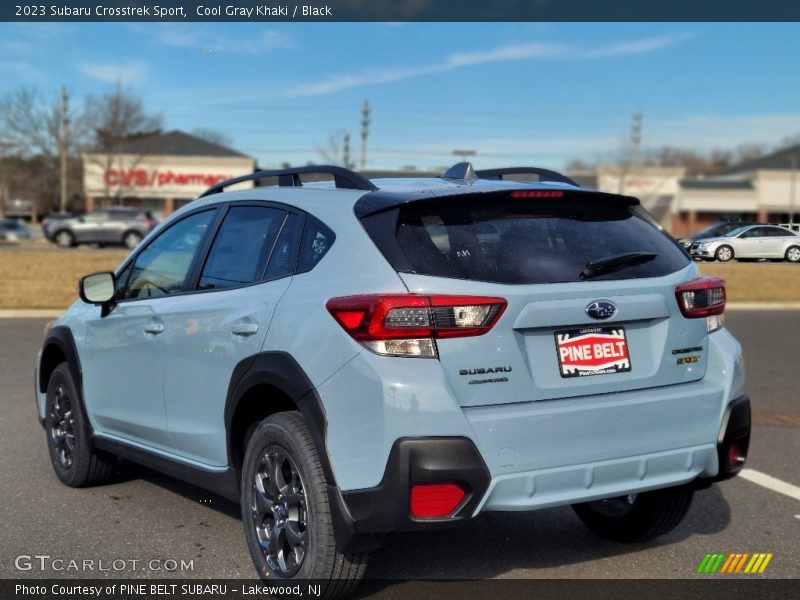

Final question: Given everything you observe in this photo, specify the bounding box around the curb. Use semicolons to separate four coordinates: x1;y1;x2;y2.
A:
726;303;800;310
0;309;64;318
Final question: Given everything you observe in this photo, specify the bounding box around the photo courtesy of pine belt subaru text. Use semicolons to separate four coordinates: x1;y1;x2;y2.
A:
34;162;751;597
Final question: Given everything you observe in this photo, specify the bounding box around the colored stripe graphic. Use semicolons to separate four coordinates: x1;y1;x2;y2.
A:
745;554;760;573
735;553;749;573
720;554;736;573
696;554;712;573
697;552;773;574
758;554;773;573
710;553;726;573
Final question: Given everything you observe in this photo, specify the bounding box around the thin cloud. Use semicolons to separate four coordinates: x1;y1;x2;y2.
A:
649;113;800;150
132;24;295;53
0;60;46;81
279;33;693;98
393;112;800;168
585;32;695;58
78;60;148;85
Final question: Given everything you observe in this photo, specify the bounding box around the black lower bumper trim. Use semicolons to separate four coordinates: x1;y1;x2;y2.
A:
334;437;490;551
710;394;751;483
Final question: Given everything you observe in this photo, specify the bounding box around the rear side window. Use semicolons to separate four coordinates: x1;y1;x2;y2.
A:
264;213;299;280
379;197;689;284
768;227;796;237
297;215;335;273
83;211;108;223
198;206;287;290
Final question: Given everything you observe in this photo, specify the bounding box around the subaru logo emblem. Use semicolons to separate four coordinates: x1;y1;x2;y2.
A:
586;300;617;320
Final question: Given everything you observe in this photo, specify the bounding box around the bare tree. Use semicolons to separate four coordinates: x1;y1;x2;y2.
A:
0;86;86;216
191;127;234;148
84;83;162;203
779;133;800;150
731;143;767;164
571;142;774;178
315;131;347;166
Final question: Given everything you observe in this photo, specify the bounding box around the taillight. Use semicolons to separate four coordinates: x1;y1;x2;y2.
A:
675;276;726;333
410;483;466;518
326;294;507;358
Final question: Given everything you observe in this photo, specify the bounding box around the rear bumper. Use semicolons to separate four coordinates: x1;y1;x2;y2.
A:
473;393;749;511
476;444;716;512
334;394;750;550
321;328;747;549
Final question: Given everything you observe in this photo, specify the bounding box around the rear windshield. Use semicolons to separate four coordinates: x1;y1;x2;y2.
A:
369;197;689;284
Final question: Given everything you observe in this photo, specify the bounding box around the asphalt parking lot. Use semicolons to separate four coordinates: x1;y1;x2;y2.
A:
1;312;798;586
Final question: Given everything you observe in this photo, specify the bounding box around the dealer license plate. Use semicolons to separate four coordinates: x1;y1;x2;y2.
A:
555;326;631;378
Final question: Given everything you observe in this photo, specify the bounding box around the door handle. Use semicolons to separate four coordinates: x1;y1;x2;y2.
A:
231;322;259;336
143;321;164;335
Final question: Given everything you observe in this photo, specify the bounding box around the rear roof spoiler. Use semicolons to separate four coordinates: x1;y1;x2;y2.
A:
354;187;639;219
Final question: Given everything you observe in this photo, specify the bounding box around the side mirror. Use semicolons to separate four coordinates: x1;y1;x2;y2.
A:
79;271;115;304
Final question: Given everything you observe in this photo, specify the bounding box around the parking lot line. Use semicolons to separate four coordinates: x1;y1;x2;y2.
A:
739;469;800;501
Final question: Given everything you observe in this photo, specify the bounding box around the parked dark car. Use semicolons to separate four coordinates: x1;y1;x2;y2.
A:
42;208;158;249
0;218;32;241
676;220;759;249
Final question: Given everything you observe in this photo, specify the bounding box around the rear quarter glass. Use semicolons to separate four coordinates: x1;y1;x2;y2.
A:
361;195;689;284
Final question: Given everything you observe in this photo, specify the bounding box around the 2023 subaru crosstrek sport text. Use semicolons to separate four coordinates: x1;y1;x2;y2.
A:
35;163;750;596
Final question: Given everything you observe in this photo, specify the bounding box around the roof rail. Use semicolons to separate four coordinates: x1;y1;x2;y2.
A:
199;165;377;198
474;167;579;187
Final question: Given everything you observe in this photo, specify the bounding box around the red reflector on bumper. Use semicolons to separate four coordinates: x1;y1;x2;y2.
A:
410;483;466;518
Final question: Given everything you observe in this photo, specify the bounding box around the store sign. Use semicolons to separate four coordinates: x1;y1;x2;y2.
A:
83;152;255;199
103;168;234;188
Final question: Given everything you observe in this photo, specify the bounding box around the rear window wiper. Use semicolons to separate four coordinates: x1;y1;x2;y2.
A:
580;252;658;280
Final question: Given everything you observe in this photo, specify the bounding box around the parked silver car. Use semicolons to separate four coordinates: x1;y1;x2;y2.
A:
688;224;800;262
43;208;157;249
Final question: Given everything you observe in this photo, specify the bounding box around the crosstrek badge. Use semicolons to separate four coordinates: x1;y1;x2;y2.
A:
555;327;631;378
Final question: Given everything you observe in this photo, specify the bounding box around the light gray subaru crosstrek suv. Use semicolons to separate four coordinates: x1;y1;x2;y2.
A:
35;163;750;597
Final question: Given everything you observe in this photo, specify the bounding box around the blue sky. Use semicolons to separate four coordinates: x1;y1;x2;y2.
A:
2;22;800;169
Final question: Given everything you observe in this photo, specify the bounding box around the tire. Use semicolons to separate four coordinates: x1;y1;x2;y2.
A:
44;363;116;487
714;245;733;262
241;412;367;597
54;230;75;248
785;246;800;263
123;231;143;249
572;485;694;543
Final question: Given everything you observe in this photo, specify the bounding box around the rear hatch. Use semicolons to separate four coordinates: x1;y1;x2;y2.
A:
359;189;708;407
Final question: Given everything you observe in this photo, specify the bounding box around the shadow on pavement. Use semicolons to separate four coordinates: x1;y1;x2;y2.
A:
112;459;731;588
361;485;730;583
